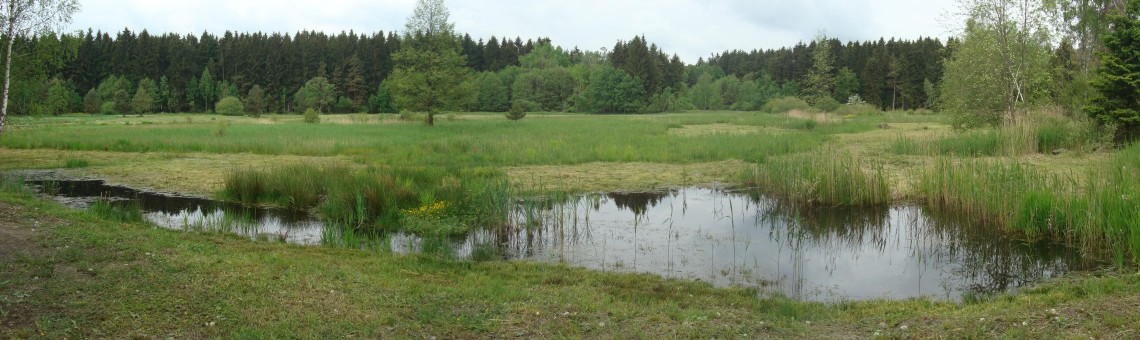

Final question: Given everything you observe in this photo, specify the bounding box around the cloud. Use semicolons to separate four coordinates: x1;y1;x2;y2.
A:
68;0;956;63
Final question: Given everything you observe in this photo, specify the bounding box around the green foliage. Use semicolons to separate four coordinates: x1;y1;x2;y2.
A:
833;67;860;103
368;81;397;114
762;97;810;114
294;77;336;113
813;96;841;112
223;164;510;236
741;152;890;207
131;86;153;114
216;96;244;116
583;66;644;113
99;102;115;115
802;33;835;106
244;85;266;117
940;3;1055;128
473;72;509;112
44;80;75;116
1087;0;1140;142
511;67;576;111
303;108;320;124
389;0;471;126
506;101;527;121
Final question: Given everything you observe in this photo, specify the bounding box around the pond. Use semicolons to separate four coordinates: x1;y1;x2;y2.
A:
29;179;1091;301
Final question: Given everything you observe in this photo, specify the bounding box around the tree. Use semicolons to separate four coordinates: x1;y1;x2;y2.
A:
43;78;72;115
802;33;835;106
941;0;1054;126
245;84;266;116
834;67;860;103
0;0;80;136
583;66;644;113
388;0;471;126
294;76;336;113
1087;0;1140;141
368;80;397;113
130;85;152;114
199;68;215;112
216;96;243;116
505;100;526;121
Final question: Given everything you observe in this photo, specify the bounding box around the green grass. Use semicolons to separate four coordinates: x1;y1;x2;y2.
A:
741;151;890;207
917;144;1140;264
222;164;510;237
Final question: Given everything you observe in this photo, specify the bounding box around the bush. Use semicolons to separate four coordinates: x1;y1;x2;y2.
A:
216;96;244;116
506;101;527;121
100;102;116;115
512;99;540;113
813;96;841;112
834;103;881;116
303;108;320;124
762;96;811;114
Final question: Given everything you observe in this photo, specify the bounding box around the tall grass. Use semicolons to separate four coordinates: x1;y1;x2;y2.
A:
741;152;890;207
917;145;1140;264
88;199;145;223
223;164;511;236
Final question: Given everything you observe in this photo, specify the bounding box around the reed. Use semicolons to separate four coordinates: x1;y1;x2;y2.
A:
741;152;890;207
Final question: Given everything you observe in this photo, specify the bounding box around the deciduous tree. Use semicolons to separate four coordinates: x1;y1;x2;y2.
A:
388;0;470;126
0;0;80;136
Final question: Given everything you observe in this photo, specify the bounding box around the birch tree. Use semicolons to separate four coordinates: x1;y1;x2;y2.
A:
0;0;79;136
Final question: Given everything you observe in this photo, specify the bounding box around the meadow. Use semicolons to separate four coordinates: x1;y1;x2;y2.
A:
2;109;1139;336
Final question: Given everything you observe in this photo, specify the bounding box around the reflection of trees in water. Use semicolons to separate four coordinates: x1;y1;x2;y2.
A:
756;197;1090;297
920;209;1089;295
607;191;672;216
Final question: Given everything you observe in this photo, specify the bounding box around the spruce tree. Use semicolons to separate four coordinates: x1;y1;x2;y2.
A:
1087;0;1140;141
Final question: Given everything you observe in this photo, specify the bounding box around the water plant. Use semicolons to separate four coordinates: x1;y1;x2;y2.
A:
741;152;890;207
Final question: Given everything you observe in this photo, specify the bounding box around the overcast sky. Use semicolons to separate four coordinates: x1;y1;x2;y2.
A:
68;0;960;63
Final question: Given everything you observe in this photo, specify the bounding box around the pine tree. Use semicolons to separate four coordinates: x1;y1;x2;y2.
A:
1087;0;1140;141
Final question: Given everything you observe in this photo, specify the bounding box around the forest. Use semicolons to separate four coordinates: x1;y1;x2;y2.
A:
7;28;950;116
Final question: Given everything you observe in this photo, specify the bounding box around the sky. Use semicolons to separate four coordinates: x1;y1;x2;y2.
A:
68;0;960;63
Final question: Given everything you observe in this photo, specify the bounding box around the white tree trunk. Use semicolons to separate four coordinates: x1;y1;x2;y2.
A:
0;4;14;137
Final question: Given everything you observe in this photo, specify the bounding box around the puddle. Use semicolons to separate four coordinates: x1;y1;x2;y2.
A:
30;179;326;245
28;179;1092;301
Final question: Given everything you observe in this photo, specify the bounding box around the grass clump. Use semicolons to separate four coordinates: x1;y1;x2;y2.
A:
64;158;90;168
741;152;890;207
918;149;1140;264
222;164;510;237
762;97;811;114
88;199;145;223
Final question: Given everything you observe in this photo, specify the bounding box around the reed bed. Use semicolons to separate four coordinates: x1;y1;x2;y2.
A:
917;144;1140;264
741;152;890;207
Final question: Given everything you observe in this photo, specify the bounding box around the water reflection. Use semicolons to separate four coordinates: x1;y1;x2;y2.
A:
31;180;1091;301
482;188;1088;301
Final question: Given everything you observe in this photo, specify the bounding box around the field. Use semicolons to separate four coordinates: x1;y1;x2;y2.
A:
2;110;1139;337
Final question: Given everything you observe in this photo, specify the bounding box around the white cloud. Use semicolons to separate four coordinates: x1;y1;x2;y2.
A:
69;0;957;63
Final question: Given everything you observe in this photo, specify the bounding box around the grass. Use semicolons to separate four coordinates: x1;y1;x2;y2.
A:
222;164;511;237
741;151;890;207
917;143;1140;264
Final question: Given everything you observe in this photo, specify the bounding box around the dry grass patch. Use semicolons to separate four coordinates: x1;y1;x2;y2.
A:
503;160;747;193
666;123;774;137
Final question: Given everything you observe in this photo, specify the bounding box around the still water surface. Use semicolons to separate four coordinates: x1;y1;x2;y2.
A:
34;180;1090;301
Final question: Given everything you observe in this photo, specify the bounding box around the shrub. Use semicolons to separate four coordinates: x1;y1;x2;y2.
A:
506;101;527;121
762;96;811;114
813;96;841;112
100;102;116;115
303;108;320;124
216;96;244;116
834;103;880;116
512;99;540;113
